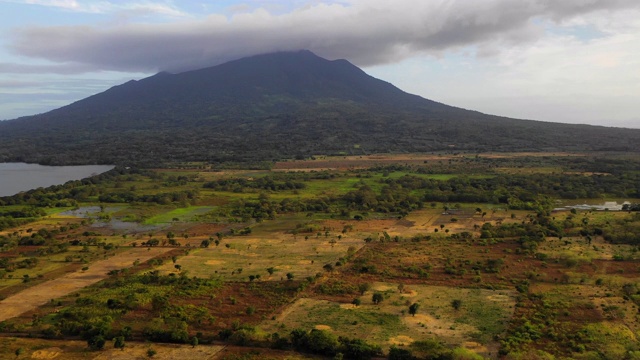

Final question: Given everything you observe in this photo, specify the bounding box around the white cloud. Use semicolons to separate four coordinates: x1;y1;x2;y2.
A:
367;9;640;127
6;0;640;73
2;0;639;126
4;0;188;17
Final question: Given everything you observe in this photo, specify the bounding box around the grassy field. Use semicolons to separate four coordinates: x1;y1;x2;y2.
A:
143;206;216;224
0;153;639;359
261;283;514;356
156;216;365;281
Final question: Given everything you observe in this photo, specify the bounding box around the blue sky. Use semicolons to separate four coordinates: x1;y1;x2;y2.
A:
1;0;639;128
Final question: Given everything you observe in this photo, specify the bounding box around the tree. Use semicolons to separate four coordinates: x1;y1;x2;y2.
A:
120;326;132;340
409;303;420;316
147;348;157;358
190;336;199;348
358;283;370;295
15;348;24;358
267;267;275;275
174;264;182;271
113;336;125;350
88;335;106;350
151;294;168;311
389;346;413;360
372;292;384;305
352;298;361;307
451;299;462;310
200;239;210;248
286;272;294;280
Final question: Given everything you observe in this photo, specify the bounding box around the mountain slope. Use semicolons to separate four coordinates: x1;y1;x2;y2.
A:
0;50;638;165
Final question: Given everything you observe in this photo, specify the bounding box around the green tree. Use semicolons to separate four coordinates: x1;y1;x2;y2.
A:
190;336;199;348
120;326;133;340
389;346;413;360
151;294;168;312
358;283;370;295
372;292;384;305
88;335;106;350
451;299;462;311
307;329;339;355
113;336;125;350
409;303;420;316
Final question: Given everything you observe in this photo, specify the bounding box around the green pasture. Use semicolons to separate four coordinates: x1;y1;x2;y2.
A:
143;206;216;225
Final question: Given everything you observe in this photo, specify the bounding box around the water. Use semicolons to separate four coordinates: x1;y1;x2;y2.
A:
0;163;114;197
554;200;632;211
61;206;164;233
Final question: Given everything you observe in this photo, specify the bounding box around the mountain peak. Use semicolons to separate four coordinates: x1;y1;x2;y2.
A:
0;51;638;166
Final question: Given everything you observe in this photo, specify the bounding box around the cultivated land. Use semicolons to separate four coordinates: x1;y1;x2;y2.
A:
0;152;639;359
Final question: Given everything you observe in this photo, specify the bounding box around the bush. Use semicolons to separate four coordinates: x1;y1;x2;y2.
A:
88;335;106;350
389;346;413;360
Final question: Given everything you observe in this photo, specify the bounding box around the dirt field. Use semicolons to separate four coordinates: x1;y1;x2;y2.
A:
0;247;172;321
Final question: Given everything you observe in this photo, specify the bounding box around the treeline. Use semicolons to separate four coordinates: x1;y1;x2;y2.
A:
382;172;639;205
288;328;382;358
0;207;48;231
204;176;305;192
98;189;198;205
0;217;33;232
601;213;640;245
219;196;333;222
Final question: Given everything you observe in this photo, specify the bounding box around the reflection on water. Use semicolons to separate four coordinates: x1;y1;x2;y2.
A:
61;206;164;233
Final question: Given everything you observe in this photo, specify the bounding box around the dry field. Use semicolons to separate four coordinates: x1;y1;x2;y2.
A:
0;247;172;321
262;282;515;358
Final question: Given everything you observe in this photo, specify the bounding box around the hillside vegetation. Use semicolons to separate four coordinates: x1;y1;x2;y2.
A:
0;51;638;166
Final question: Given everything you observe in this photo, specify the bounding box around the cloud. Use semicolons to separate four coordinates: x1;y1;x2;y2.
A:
0;62;100;74
4;0;188;17
366;6;640;128
4;0;640;76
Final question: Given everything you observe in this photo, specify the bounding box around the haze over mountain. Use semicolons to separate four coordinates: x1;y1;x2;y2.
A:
0;50;638;166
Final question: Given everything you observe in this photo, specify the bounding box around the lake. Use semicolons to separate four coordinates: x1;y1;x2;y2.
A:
0;163;114;197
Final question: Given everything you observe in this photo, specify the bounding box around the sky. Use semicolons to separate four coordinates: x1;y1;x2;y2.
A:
1;0;639;128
